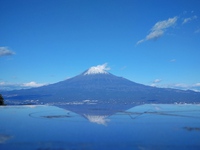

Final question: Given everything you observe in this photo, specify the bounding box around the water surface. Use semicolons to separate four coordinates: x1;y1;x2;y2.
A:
0;104;200;150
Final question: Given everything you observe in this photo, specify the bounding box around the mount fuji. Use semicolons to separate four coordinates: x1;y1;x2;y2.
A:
2;64;200;105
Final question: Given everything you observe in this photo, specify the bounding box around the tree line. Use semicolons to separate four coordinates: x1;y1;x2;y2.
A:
0;94;4;105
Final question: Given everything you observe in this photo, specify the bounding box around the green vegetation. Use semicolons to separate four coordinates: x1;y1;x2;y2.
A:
0;94;4;105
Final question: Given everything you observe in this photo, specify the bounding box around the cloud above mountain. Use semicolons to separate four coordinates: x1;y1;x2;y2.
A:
84;63;111;75
0;47;15;57
136;16;178;45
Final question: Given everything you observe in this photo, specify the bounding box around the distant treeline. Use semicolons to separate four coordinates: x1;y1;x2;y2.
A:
0;94;4;105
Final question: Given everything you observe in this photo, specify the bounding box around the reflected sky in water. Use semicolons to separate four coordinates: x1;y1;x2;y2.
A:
0;104;200;150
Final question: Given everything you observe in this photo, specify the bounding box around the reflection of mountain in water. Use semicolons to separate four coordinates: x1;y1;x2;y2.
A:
1;104;200;150
30;103;200;126
56;102;139;125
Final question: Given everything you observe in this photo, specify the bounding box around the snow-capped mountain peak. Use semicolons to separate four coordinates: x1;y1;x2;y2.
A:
84;63;110;75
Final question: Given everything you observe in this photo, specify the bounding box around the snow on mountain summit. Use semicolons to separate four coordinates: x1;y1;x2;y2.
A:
84;63;110;75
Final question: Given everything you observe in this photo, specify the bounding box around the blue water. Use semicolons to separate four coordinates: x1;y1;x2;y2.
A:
0;104;200;150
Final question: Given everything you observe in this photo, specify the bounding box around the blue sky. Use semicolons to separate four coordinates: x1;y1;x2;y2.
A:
0;0;200;91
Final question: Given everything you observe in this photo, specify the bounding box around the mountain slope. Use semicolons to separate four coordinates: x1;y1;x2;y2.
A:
2;65;200;105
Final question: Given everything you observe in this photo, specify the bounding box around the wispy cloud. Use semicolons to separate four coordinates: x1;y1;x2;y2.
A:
182;15;197;24
0;81;47;91
173;83;188;88
173;83;200;92
151;82;200;92
170;59;176;62
194;83;200;87
136;16;178;45
0;47;15;57
22;81;47;87
120;66;127;70
98;63;111;71
153;79;162;83
195;28;200;34
84;63;111;75
151;79;162;87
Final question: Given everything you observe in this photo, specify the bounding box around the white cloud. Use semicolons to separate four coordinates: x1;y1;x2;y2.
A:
0;81;47;91
97;63;110;71
153;79;162;83
0;47;15;57
150;83;156;87
174;83;200;92
182;15;197;24
136;16;178;45
0;82;21;91
22;81;46;87
0;82;5;85
152;17;178;31
0;82;16;86
84;63;111;75
174;83;188;88
151;82;200;92
146;30;164;40
194;83;200;87
183;18;191;24
170;59;176;62
195;28;200;34
150;79;162;87
136;39;145;45
120;66;127;70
